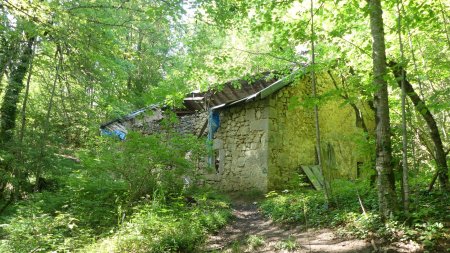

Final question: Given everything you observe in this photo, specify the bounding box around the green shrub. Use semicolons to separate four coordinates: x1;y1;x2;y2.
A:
85;131;207;202
0;166;127;252
1;116;228;253
0;206;94;252
83;192;232;253
261;180;378;227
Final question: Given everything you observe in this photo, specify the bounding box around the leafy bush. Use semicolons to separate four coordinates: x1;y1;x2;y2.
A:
0;207;93;252
83;192;232;253
85;131;207;202
0;179;231;253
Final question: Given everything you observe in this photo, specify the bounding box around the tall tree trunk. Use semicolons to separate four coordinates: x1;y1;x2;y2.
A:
311;0;330;204
396;0;409;214
0;37;34;144
368;0;397;219
135;28;145;95
388;61;449;191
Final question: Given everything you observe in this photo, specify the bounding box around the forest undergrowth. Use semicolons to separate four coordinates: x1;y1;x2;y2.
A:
0;132;232;253
260;178;450;252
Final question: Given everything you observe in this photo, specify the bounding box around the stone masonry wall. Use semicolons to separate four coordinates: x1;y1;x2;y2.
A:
177;112;208;135
205;99;270;192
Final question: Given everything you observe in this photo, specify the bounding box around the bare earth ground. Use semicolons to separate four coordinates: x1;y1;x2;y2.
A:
203;200;422;253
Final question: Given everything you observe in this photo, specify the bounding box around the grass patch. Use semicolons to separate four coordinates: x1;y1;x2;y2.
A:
274;236;298;251
246;235;265;250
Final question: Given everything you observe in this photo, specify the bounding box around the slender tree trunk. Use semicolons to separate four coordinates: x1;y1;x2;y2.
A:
13;43;36;198
368;0;397;219
126;30;133;91
0;37;34;144
311;0;330;204
396;0;409;214
388;62;449;191
408;101;419;172
35;45;62;192
19;43;36;143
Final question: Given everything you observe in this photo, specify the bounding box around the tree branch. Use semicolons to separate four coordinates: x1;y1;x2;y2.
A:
67;5;146;13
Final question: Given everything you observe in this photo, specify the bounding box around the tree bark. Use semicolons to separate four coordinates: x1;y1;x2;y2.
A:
388;61;449;191
0;37;35;144
368;0;397;219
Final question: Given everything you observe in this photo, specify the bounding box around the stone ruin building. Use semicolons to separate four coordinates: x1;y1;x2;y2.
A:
101;71;374;192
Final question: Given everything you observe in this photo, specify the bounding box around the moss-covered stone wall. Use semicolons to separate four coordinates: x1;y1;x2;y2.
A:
267;74;374;190
267;79;316;190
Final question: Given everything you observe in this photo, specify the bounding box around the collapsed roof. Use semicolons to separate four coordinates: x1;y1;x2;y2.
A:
101;70;300;129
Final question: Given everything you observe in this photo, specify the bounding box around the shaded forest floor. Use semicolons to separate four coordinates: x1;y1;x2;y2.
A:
204;199;422;253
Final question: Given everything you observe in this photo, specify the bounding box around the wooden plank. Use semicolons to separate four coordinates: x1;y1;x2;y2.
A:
301;165;322;190
309;165;325;188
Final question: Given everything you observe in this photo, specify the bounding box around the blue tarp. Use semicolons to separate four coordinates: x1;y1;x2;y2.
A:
101;129;126;140
207;110;220;166
207;110;220;141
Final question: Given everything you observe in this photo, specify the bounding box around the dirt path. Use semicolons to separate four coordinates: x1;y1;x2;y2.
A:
204;200;375;253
